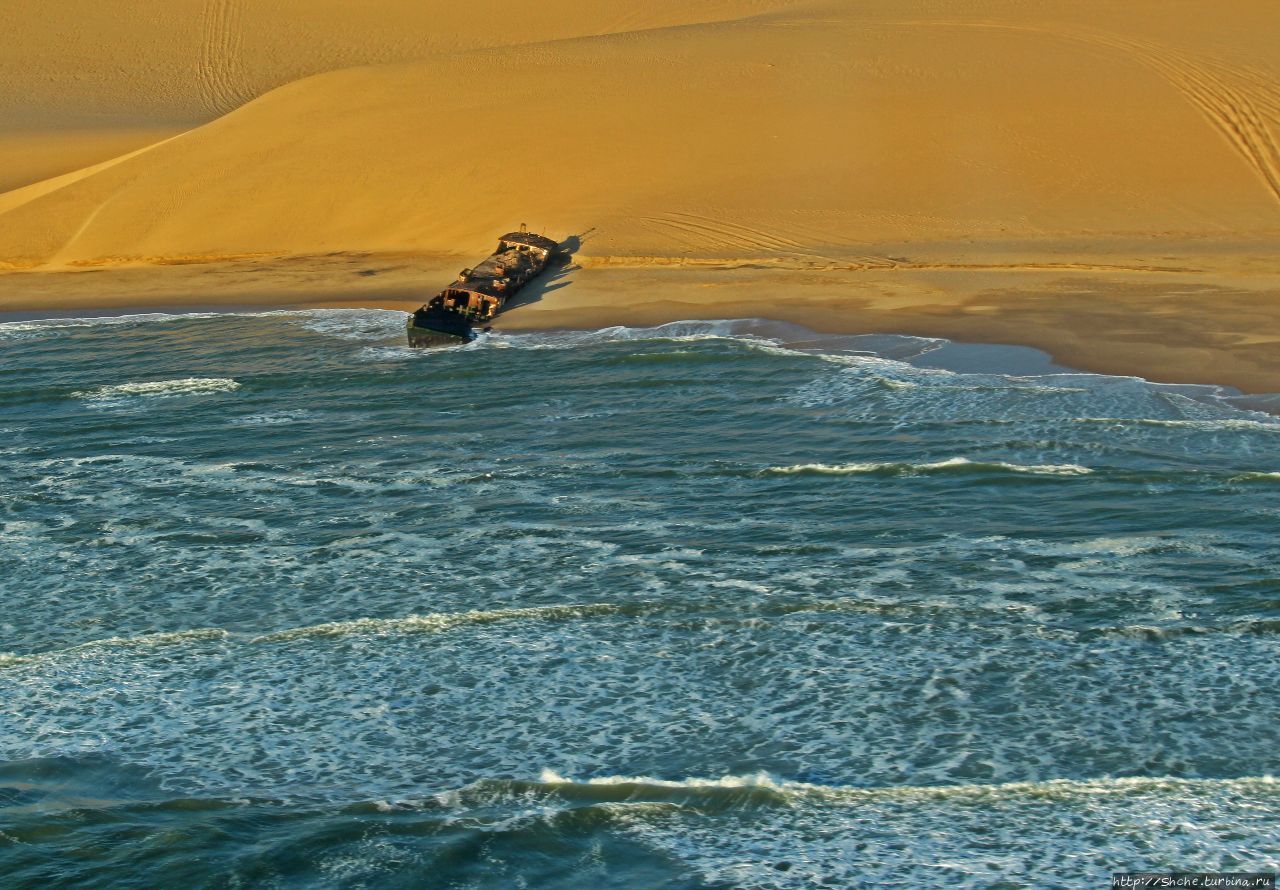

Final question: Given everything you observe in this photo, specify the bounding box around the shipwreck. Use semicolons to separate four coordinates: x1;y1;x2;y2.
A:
407;227;561;346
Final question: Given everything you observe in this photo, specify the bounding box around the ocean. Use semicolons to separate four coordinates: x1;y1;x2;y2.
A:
1;310;1278;888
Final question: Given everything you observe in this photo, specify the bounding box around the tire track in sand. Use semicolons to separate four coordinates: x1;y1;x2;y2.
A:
198;0;252;116
640;211;862;265
895;20;1280;209
642;212;798;252
1080;30;1280;209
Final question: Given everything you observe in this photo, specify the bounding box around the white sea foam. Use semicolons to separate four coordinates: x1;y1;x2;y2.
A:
251;603;629;643
0;604;637;668
346;316;937;367
74;377;241;403
309;317;783;354
356;345;439;362
1078;416;1280;432
292;308;408;341
229;409;315;426
784;344;1279;434
0;311;232;341
593;772;1280;889
0;628;229;668
374;771;1280;888
474;320;780;352
455;321;939;368
765;457;1094;477
4;591;1277;802
0;307;405;346
1233;471;1280;481
537;768;799;792
534;768;1276;804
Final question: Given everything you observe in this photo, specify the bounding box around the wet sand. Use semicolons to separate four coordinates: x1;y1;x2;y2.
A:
498;262;1280;395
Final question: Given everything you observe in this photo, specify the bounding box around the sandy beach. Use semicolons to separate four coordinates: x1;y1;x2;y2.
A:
5;242;1280;394
1;0;1278;391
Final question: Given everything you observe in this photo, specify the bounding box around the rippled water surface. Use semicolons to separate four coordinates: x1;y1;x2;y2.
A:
2;310;1278;887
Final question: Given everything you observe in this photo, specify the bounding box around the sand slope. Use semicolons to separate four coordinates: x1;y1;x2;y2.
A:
0;0;800;193
0;0;799;124
2;0;1279;269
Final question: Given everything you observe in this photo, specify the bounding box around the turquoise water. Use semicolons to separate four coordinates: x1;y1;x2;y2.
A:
2;310;1278;888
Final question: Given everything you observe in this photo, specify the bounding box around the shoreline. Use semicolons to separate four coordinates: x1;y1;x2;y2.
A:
4;251;1280;403
10;302;1279;418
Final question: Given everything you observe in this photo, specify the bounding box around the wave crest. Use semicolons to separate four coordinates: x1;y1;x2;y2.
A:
1079;416;1280;433
74;377;241;402
765;457;1094;477
1;605;636;668
472;770;1280;809
251;603;631;643
1232;471;1280;482
0;628;229;668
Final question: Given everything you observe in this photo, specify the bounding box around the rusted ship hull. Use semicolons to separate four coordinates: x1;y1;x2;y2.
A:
408;229;560;347
407;306;475;346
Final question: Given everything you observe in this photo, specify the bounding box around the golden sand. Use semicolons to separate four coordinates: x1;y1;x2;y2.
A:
1;1;1278;390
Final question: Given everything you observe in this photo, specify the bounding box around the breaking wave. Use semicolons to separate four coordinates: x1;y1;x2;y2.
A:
765;457;1094;477
74;377;241;402
0;604;639;666
1078;415;1280;432
0;628;230;668
251;603;632;643
0;311;232;341
526;769;1278;806
292;308;408;340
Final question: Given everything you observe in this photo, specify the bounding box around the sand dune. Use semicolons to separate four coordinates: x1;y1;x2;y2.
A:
0;0;803;123
3;0;1280;268
0;0;801;189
